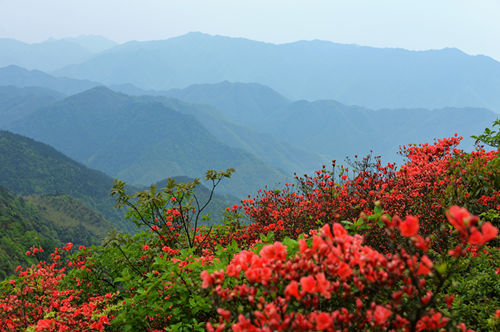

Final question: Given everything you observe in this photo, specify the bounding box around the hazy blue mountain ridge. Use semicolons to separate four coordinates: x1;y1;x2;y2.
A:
154;81;497;164
6;87;289;198
163;81;290;126
55;32;500;112
0;65;101;95
0;67;326;183
0;85;64;127
60;35;118;53
0;38;93;71
145;95;328;176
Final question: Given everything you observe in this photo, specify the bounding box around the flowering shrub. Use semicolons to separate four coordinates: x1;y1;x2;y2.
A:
241;136;500;250
0;244;114;331
203;207;498;331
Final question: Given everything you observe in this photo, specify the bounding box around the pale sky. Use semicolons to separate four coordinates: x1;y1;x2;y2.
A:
1;0;499;60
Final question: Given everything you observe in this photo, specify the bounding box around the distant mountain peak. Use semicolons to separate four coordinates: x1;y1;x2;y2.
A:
66;85;127;102
184;31;210;37
60;35;118;53
0;65;44;75
0;65;103;96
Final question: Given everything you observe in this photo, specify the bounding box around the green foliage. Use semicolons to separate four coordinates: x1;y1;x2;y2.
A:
153;176;240;224
63;224;243;330
439;248;500;331
111;247;214;331
444;151;499;227
341;202;387;233
472;119;500;149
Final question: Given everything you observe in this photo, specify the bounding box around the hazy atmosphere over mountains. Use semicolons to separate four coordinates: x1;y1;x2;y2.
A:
54;32;500;112
0;1;497;252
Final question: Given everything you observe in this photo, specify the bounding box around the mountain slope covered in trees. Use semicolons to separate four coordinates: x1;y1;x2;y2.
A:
6;88;289;198
0;130;132;230
0;186;112;279
146;96;327;176
0;131;242;272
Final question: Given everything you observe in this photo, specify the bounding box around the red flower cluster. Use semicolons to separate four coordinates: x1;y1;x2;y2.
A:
241;137;499;251
0;245;115;331
204;208;498;331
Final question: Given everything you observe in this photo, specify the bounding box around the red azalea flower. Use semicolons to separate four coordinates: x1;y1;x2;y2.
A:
35;319;55;332
300;275;316;294
481;222;498;242
374;305;392;324
285;280;300;299
315;273;331;299
315;312;332;330
399;216;419;237
417;255;433;275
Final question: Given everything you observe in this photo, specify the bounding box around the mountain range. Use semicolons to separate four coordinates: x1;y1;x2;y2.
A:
55;32;500;112
0;35;116;71
162;82;497;163
0;65;100;95
1;67;496;185
3;87;290;197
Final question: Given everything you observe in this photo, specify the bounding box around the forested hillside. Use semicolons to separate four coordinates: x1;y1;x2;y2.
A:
0;187;108;279
6;87;289;197
0;130;130;229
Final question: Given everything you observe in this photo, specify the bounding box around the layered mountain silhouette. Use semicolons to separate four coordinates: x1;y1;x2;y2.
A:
6;87;289;197
164;81;290;127
160;81;497;163
0;35;117;72
2;65;495;179
0;38;94;71
0;65;100;95
144;95;327;176
59;35;117;54
0;85;64;127
56;32;500;112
